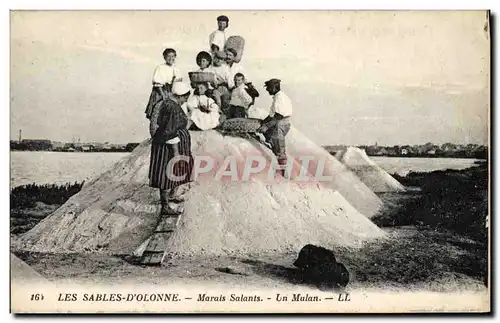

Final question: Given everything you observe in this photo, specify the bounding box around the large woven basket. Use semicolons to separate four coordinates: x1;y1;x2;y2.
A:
224;36;245;63
220;118;261;133
189;72;216;84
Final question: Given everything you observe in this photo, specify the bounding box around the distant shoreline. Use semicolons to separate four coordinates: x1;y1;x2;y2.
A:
9;149;487;160
10;150;130;153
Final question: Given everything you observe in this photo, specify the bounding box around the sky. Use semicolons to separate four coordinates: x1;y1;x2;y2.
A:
10;10;490;145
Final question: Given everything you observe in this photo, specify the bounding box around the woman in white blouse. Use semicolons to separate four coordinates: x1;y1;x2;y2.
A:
144;48;183;119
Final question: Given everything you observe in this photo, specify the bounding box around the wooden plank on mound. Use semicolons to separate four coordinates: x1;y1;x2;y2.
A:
159;212;183;265
155;216;179;232
146;232;174;251
140;251;164;265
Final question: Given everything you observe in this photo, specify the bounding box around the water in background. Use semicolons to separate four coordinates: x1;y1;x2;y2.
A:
10;151;129;188
10;151;481;188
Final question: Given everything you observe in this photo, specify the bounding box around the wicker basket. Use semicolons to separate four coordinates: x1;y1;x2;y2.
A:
224;36;245;63
220;118;262;133
189;72;216;84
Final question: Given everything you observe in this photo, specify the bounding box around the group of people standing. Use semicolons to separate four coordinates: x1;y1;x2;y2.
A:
145;15;293;216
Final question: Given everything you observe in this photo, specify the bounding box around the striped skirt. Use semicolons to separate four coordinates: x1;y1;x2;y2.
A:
148;129;194;190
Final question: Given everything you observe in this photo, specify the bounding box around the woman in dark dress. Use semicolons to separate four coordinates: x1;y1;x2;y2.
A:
149;82;193;215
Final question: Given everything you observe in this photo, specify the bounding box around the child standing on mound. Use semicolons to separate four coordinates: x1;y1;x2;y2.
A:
228;73;258;119
209;15;229;56
210;50;232;115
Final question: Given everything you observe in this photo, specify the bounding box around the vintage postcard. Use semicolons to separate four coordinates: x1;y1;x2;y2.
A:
9;10;490;313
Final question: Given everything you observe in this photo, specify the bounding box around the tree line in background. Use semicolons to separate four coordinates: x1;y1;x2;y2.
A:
324;142;488;159
10;140;140;152
10;139;487;159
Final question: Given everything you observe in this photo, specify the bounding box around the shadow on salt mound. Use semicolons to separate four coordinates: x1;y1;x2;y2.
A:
335;147;406;193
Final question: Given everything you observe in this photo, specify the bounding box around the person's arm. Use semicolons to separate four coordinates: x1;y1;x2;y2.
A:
258;113;287;133
213;70;225;87
152;65;164;87
211;44;220;53
186;95;198;112
241;86;254;107
173;67;183;82
245;83;259;107
149;101;162;138
245;83;260;98
209;32;216;51
198;96;211;113
211;31;225;52
216;67;230;88
166;137;181;144
258;96;280;132
259;117;277;133
152;70;169;101
262;115;273;124
208;98;220;112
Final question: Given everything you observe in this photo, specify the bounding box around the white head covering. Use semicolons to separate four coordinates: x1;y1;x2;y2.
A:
172;82;191;96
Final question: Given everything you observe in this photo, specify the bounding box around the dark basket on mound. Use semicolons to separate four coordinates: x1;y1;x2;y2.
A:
220;118;262;133
188;72;216;84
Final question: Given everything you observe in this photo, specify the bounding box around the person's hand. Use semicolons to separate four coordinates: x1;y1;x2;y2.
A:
199;105;210;113
170;143;180;156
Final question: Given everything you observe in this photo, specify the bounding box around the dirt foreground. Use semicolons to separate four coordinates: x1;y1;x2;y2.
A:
10;226;489;313
12;227;487;292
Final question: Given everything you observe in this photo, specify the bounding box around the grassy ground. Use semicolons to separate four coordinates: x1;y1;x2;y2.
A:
371;162;488;288
374;161;488;242
10;182;84;234
11;182;85;208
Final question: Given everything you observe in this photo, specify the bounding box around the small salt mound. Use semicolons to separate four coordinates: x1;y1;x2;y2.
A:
15;131;385;258
285;127;384;217
336;147;406;193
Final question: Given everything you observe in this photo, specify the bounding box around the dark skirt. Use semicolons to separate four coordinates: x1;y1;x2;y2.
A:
145;85;171;119
148;129;194;190
229;105;247;119
213;85;231;116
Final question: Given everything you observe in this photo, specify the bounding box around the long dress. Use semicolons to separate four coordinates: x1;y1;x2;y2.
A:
144;64;181;119
187;95;221;130
148;98;194;190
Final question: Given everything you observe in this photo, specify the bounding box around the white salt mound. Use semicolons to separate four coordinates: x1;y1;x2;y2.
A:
335;147;406;193
15;130;385;258
286;127;384;217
